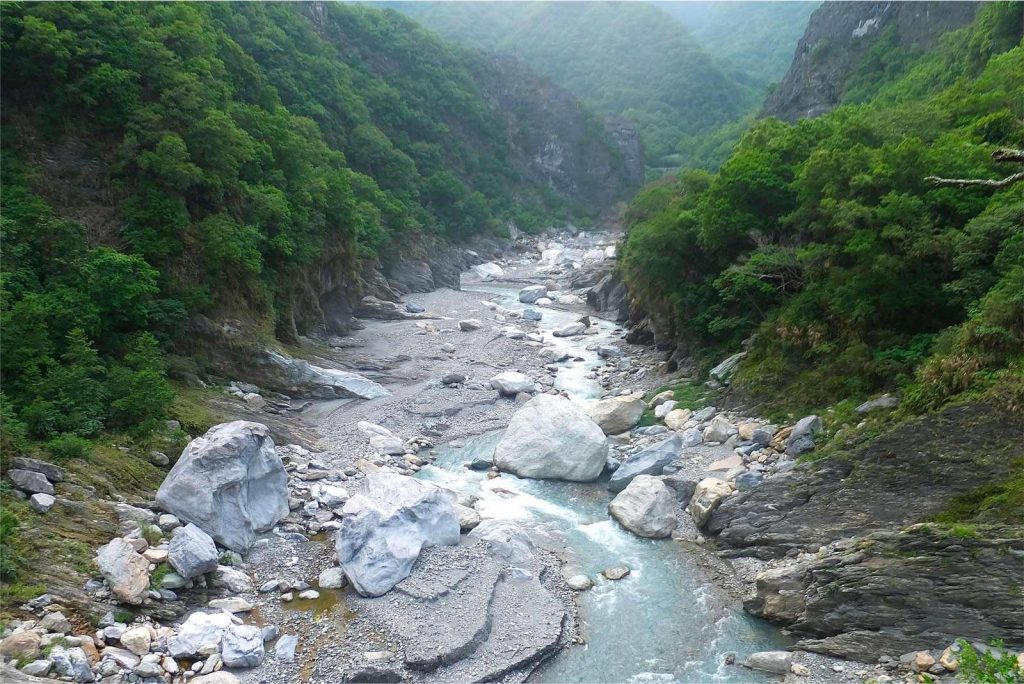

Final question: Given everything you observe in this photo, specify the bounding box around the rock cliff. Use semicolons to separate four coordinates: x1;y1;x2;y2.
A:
762;1;979;121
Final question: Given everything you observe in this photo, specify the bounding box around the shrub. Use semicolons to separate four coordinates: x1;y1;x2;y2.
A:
46;433;93;462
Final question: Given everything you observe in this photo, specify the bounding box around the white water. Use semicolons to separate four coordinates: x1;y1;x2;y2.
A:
415;284;787;683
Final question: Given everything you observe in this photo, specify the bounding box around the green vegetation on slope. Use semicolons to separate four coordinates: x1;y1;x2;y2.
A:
620;2;1024;415
386;1;755;166
0;2;622;457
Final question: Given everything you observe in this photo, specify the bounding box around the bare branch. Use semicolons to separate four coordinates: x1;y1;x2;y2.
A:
925;171;1024;188
993;148;1024;163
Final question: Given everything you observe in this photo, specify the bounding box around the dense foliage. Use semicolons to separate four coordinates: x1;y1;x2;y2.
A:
0;1;616;450
620;3;1024;413
386;1;757;166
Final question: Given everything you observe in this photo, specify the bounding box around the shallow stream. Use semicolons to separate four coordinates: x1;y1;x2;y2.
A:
415;283;787;683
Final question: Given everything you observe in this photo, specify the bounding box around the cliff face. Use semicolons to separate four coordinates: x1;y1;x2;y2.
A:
478;56;644;209
761;1;979;122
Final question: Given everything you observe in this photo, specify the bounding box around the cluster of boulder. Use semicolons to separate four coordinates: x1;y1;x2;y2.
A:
6;456;64;514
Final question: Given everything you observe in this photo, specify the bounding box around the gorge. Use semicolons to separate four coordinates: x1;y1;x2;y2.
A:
1;2;1022;684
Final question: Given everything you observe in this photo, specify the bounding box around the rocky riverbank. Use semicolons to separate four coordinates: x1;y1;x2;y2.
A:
2;228;1020;684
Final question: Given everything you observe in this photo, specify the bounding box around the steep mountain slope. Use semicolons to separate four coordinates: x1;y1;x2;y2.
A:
0;2;638;454
384;1;755;166
762;1;980;121
620;1;1023;413
654;1;820;90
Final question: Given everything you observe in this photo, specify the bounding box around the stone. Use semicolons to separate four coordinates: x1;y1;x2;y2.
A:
678;428;702;448
156;421;289;552
597;345;623;358
160;571;187;589
522;308;542;321
27;493;55;516
8;469;53;495
708;454;743;472
602;565;630;580
518;285;547;303
609;476;677;538
552;322;586;337
192;673;242;684
455;504;482;532
587;394;645;435
703;416;735;443
566;574;593;591
208;597;253;613
39;611;73;634
0;631;41;659
150;451;170;466
315;484;349;508
100;646;139;669
608;434;682;493
441;372;465;385
466;519;537;566
168;612;234;659
664;408;693;431
52;646;93;682
9;457;65;482
458;319;483;332
336;472;460;597
654;400;677;418
788;415;822;445
142;548;167;563
260;349;388;400
298;589;319;600
21;660;53;677
689;478;733;527
493;394;607;482
939;646;958;672
96;537;150;604
472;262;504;279
692;406;716;422
649;391;674;408
134;660;164;678
168;523;220;579
538;347;570;363
856;395;899;413
744;651;792;674
734;471;764;490
119;626;151;656
318;567;347;590
709;352;746;384
440;343;456;353
357;421;405;455
405;302;425;314
791;662;811;676
489;372;536;396
157;513;181;532
220;625;264;668
275;634;299;662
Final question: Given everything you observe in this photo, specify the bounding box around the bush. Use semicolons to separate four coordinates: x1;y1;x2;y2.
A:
956;639;1023;683
46;433;93;462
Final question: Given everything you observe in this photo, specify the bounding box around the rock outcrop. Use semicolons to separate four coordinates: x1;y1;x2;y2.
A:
156;421;289;552
336;472;460;597
587;393;645;435
607;433;681;493
493;394;607;481
762;1;979;122
256;350;388;400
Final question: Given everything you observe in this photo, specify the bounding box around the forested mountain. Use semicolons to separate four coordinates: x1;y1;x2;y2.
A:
383;1;756;167
620;2;1023;419
654;1;819;90
0;1;639;451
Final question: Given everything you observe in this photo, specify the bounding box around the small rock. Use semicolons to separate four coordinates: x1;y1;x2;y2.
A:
0;631;41;659
28;492;56;513
208;597;254;613
8;469;54;495
791;662;811;676
441;372;466;385
21;660;53;677
601;565;630;580
39;611;73;634
566;574;593;591
275;634;298;662
169;523;220;579
458;319;482;332
744;650;792;674
298;589;320;600
318;567;347;590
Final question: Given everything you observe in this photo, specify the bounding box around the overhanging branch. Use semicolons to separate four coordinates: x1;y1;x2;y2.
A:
925;148;1024;189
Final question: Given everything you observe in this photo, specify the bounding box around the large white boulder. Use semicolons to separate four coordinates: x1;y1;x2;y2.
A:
336;472;460;597
473;262;504;279
156;421;289;552
608;476;677;538
357;421;404;455
95;538;150;605
493;394;607;481
490;372;536;396
168;611;234;659
588;394;645;435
